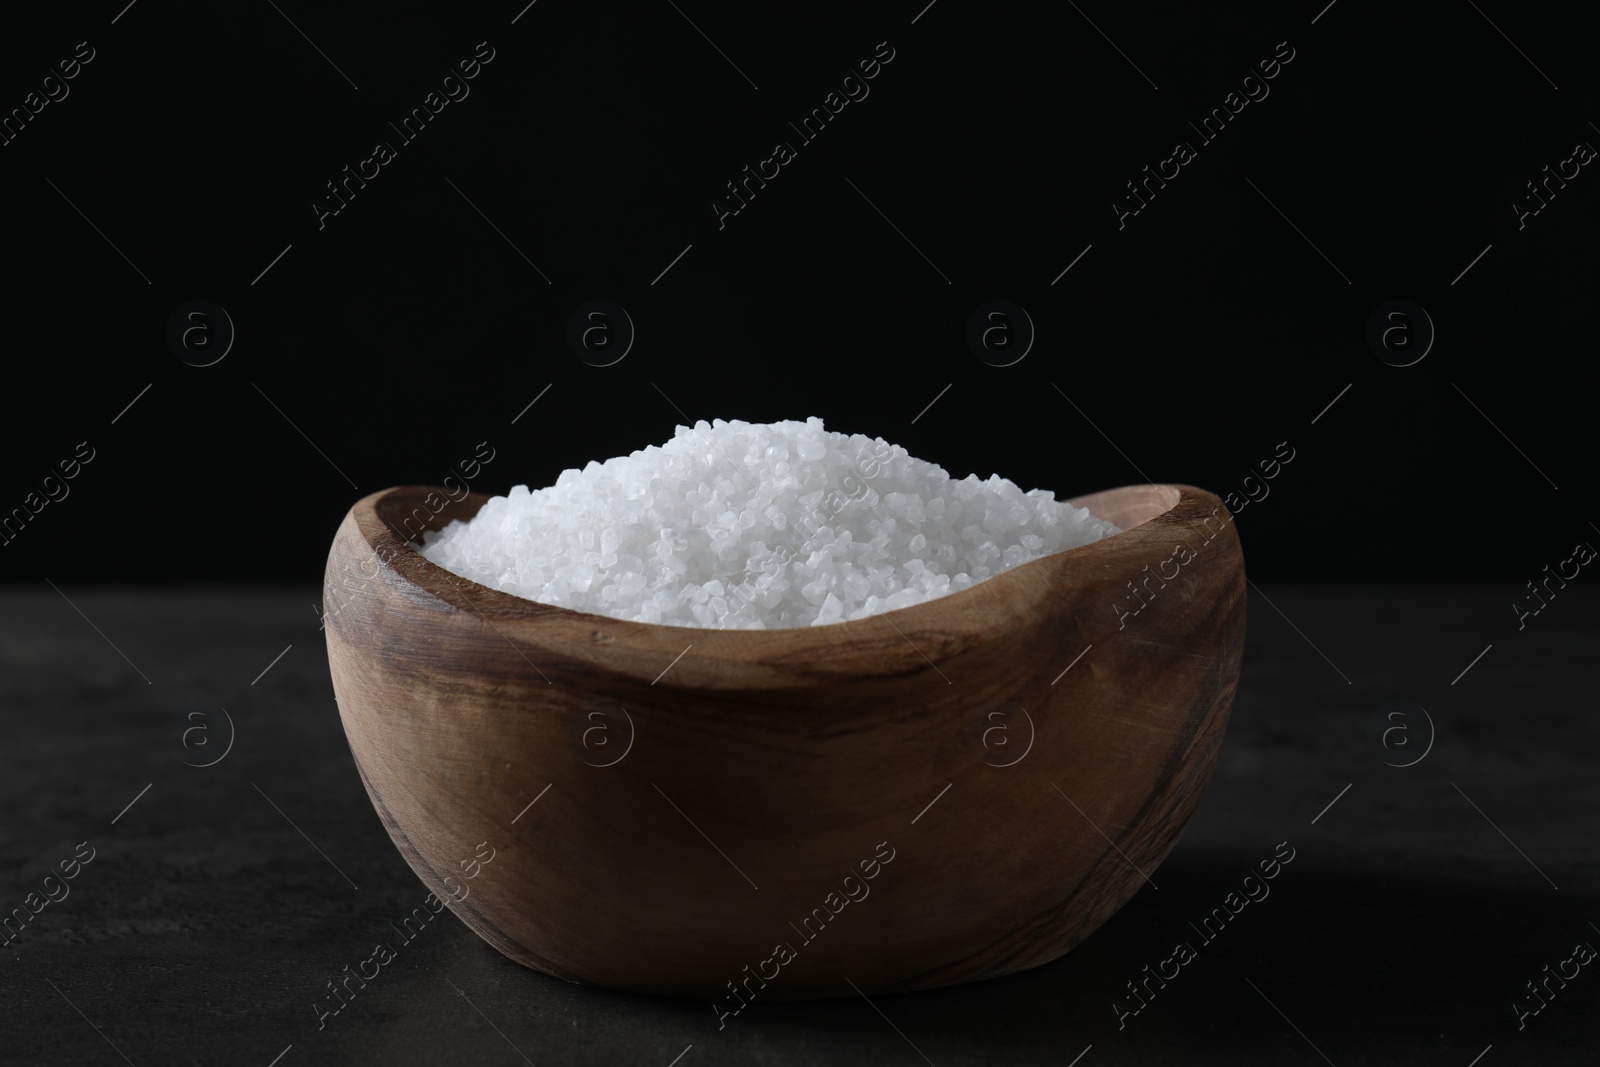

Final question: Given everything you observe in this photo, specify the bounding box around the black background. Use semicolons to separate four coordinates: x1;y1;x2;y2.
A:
3;3;1599;1066
1;0;1593;585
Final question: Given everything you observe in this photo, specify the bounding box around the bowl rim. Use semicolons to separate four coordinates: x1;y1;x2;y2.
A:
335;482;1229;681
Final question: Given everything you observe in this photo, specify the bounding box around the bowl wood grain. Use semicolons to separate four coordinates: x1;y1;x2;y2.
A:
324;482;1245;999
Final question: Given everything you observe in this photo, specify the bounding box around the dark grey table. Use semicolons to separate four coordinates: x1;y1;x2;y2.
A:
3;584;1595;1065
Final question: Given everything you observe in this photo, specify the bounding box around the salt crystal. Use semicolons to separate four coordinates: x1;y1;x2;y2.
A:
419;417;1119;630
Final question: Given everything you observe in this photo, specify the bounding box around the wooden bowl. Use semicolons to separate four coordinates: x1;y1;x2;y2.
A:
324;482;1245;1000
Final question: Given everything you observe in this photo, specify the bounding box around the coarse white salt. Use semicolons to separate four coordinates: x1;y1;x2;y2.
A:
419;418;1119;629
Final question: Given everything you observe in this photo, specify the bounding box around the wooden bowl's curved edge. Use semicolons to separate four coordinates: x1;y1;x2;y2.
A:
344;743;591;986
884;578;1243;992
884;585;1245;996
332;482;1237;689
322;481;1249;1001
